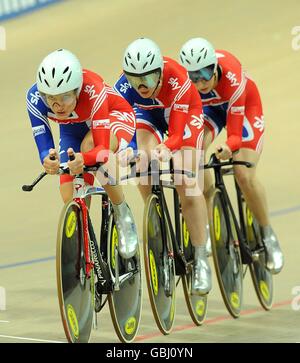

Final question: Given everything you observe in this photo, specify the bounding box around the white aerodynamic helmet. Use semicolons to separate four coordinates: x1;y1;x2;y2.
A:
179;37;217;72
36;49;83;96
123;38;163;75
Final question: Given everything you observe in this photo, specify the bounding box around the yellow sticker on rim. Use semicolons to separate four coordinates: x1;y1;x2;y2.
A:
156;203;162;218
214;206;221;241
124;316;137;335
195;299;205;316
111;225;118;269
65;211;76;238
246;207;253;226
170;293;175;322
259;280;270;301
183;221;189;248
149;250;158;296
67;304;79;339
230;292;240;309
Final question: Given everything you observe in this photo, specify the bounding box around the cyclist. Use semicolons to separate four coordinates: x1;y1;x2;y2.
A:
26;48;138;259
179;38;283;274
114;38;212;295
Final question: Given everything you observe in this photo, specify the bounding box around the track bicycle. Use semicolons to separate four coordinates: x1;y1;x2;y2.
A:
123;158;208;334
205;153;273;318
22;157;142;343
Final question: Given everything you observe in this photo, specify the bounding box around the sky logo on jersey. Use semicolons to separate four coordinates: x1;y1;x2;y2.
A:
226;72;239;87
168;77;181;90
84;85;99;100
32;125;46;137
30;91;41;105
231;106;245;115
93;119;110;128
190;114;205;129
173;103;189;113
253;116;265;132
119;82;131;94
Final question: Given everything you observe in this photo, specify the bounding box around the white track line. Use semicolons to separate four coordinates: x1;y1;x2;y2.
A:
0;320;9;323
0;334;63;343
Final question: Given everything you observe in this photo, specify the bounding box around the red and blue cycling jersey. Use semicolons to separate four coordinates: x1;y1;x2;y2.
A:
201;50;264;152
26;69;136;166
114;57;204;151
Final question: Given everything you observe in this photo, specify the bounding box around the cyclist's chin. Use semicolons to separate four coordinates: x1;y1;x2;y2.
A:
54;112;69;120
198;86;212;94
137;88;154;98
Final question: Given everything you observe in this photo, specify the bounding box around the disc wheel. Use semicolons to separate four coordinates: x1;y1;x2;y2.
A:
56;201;94;343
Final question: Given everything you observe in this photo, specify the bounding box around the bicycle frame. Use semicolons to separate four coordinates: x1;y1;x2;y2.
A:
145;159;189;275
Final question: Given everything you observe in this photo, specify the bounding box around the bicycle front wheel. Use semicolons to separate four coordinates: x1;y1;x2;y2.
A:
56;201;94;343
210;189;243;318
181;218;208;325
143;194;176;335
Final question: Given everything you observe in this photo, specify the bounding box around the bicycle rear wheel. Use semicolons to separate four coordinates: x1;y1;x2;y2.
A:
143;194;176;335
244;205;273;310
210;189;243;318
181;218;207;325
56;201;94;343
108;214;142;343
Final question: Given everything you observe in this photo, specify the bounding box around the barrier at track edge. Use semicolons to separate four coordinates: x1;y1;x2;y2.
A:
0;0;64;22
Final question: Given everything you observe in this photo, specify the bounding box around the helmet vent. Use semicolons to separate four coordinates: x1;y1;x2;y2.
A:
57;79;64;88
149;54;155;65
38;72;42;83
181;51;186;57
142;62;148;70
63;66;69;74
130;63;136;70
124;58;128;66
190;49;194;56
127;53;132;59
66;71;72;83
197;56;202;63
41;67;46;75
137;52;140;61
52;68;55;78
44;79;50;87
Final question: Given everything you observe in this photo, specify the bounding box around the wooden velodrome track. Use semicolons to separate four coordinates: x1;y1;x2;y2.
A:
0;0;300;343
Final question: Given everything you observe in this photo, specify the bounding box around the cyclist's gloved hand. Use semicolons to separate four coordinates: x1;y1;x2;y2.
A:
216;144;232;160
43;148;60;175
67;148;84;175
154;143;171;162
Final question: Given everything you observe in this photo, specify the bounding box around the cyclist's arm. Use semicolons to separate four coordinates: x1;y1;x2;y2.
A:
26;87;55;163
164;79;192;151
225;73;247;152
81;90;111;166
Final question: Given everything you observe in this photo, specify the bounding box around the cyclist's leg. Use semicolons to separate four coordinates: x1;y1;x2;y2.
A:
173;107;211;294
202;106;227;255
81;109;138;259
135;108;165;202
59;123;93;203
233;102;283;274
